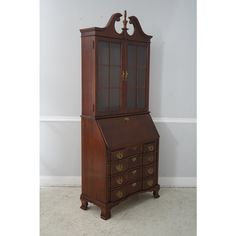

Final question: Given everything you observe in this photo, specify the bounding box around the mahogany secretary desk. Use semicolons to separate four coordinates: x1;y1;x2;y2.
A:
80;11;160;220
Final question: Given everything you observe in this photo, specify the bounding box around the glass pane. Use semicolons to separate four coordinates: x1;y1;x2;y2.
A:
127;88;136;109
128;45;136;67
97;89;108;112
137;46;147;66
98;65;109;88
137;88;145;109
137;68;146;88
127;67;136;110
98;41;109;65
127;68;136;89
110;66;121;88
109;89;120;111
110;43;121;65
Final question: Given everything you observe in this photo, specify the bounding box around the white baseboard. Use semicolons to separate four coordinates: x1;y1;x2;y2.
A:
159;177;196;187
40;176;196;187
40;176;81;186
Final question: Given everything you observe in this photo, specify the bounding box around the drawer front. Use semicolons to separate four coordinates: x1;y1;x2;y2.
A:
110;167;142;189
127;155;142;168
111;154;142;175
111;149;125;161
111;187;126;202
125;145;142;157
111;173;128;189
111;145;141;161
143;176;157;190
111;159;128;175
111;181;142;202
143;152;156;165
143;164;156;177
127;181;142;195
144;142;156;152
127;167;142;182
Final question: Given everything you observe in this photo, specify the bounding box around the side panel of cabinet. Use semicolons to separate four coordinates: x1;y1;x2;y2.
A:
81;36;95;116
81;117;108;203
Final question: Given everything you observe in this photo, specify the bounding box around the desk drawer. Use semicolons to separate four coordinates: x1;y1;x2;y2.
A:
111;181;142;202
143;152;156;165
111;145;141;161
110;167;142;189
143;142;156;152
143;176;157;190
110;155;141;175
143;164;156;177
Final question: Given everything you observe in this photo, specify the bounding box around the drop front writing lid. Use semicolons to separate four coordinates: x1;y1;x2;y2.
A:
97;114;159;149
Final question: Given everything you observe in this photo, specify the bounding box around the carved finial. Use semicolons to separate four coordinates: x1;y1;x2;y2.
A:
122;10;128;31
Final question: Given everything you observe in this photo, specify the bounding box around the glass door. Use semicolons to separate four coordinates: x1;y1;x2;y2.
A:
96;40;122;114
126;43;148;112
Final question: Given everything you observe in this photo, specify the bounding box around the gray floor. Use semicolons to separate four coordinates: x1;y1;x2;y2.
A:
40;187;196;236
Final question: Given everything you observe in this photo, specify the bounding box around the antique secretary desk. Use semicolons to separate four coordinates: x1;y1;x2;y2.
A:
80;11;160;220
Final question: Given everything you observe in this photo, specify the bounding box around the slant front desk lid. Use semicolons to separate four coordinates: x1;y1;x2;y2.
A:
97;114;159;149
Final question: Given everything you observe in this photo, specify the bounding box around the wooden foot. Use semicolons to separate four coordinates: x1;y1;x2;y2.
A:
100;206;111;220
153;184;160;198
80;198;88;210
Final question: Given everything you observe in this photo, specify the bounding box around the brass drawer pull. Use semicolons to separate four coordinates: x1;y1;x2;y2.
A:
147;179;154;187
132;182;137;187
131;170;137;175
147;155;154;162
124;117;130;121
116;176;123;185
116;164;124;172
147;167;154;175
116;190;123;198
132;157;137;162
148;145;154;151
116;152;124;160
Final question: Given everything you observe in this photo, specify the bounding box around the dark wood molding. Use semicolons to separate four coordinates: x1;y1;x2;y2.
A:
81;11;152;42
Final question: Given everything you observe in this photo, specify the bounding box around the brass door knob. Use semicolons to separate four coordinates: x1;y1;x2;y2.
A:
116;191;123;198
116;176;123;185
116;163;124;172
116;152;124;160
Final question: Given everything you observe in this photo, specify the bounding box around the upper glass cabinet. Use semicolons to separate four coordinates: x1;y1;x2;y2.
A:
96;40;148;116
81;11;152;117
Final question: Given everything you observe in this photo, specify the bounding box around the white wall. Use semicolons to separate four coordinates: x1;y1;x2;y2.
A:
40;0;196;186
